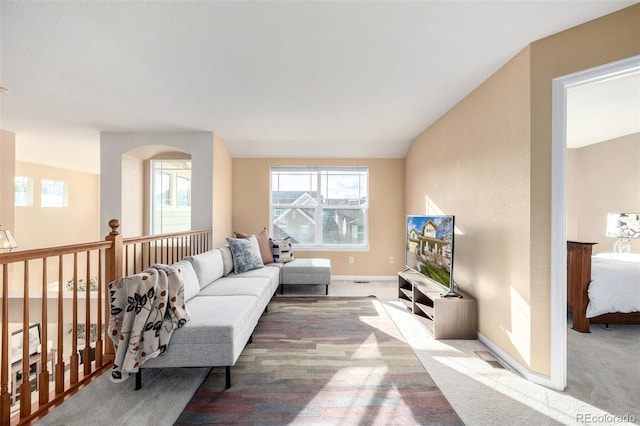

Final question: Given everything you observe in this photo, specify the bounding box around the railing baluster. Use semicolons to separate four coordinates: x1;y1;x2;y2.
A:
95;250;103;367
70;254;79;385
84;251;91;376
39;258;50;405
20;260;31;418
1;264;10;425
55;255;65;395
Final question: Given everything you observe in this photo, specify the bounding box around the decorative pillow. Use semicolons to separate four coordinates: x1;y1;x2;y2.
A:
226;235;264;274
270;237;295;263
234;228;275;264
173;259;200;302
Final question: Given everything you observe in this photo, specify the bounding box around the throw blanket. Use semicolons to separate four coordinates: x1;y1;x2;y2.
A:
108;264;190;383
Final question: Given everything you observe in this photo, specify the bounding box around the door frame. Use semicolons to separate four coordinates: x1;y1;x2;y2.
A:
550;54;640;390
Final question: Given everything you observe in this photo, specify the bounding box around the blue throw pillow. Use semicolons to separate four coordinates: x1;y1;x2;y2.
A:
225;235;264;274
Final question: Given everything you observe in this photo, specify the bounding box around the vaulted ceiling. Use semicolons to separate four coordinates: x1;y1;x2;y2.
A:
1;1;637;173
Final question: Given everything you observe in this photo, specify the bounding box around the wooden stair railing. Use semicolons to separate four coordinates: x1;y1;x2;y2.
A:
0;219;211;425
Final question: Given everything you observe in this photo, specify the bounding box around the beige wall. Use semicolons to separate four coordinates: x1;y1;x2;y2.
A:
233;158;405;277
405;4;640;377
528;4;639;376
15;162;100;249
121;154;145;237
212;134;233;247
567;133;640;254
0;129;16;233
406;47;532;367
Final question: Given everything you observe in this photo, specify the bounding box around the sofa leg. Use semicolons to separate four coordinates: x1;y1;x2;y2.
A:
325;284;329;295
135;370;142;390
225;366;231;389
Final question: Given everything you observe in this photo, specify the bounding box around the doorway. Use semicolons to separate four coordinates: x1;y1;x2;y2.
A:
550;55;640;390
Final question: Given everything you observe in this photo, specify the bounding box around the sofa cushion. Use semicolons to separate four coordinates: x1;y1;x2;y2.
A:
270;236;295;263
173;295;259;345
173;259;200;302
185;249;224;289
226;236;264;274
235;228;274;264
224;264;282;295
199;276;272;299
218;246;234;276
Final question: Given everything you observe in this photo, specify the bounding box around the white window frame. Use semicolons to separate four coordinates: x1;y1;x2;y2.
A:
150;159;191;234
15;176;33;207
270;166;369;251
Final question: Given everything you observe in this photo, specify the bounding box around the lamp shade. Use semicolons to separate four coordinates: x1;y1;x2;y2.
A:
0;222;18;251
606;213;640;239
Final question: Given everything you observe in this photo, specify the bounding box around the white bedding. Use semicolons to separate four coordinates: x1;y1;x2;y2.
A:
586;252;640;318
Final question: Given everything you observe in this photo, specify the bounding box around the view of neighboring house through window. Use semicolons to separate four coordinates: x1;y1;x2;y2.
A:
151;160;191;234
270;166;368;249
41;179;67;207
15;176;33;206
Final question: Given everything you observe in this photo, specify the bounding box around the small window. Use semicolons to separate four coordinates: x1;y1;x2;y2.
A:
15;176;33;206
41;179;67;207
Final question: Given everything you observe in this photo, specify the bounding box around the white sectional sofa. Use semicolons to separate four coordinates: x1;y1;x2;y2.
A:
136;246;282;389
133;241;332;390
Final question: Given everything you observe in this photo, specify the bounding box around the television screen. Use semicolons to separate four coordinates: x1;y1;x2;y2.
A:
405;215;455;290
10;323;41;364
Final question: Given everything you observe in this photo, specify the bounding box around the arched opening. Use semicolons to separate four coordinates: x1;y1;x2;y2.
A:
121;145;191;236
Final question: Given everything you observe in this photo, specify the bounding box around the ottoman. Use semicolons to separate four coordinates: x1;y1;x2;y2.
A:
280;258;331;295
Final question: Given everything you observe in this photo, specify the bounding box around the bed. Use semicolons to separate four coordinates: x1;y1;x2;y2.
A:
567;241;640;333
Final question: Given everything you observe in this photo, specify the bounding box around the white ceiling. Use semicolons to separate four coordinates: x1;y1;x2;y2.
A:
1;1;637;174
566;72;640;149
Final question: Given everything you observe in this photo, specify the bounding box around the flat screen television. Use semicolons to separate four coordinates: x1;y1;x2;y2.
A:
10;323;41;364
405;215;461;298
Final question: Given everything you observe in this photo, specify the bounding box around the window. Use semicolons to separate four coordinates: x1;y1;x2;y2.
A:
176;176;191;207
41;179;67;207
154;171;172;207
15;176;33;206
151;160;191;234
270;166;368;250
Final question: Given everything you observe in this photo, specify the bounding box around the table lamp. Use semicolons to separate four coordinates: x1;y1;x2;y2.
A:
606;213;640;253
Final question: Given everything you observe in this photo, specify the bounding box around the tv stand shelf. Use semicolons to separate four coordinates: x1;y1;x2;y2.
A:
398;269;477;340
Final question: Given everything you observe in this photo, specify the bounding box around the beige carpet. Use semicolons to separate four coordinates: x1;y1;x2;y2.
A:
35;367;210;425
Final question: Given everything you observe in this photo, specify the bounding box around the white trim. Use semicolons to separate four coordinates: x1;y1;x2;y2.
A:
477;332;554;389
332;275;396;281
550;55;640;391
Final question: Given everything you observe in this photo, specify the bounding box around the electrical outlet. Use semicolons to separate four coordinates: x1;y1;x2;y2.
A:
348;256;354;264
389;257;394;264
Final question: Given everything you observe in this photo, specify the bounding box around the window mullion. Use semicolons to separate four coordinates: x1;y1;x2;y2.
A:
315;170;322;245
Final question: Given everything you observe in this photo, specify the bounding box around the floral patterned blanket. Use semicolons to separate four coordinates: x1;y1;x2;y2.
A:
107;264;190;383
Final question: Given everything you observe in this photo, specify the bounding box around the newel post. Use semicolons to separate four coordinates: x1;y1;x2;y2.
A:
104;219;123;360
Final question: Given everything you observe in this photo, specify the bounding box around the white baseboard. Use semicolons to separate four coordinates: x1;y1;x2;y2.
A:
332;275;396;282
477;332;556;390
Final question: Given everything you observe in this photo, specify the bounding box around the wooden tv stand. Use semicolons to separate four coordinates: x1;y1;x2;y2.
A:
398;269;477;339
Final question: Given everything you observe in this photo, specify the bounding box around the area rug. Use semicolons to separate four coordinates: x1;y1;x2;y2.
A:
176;296;463;425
